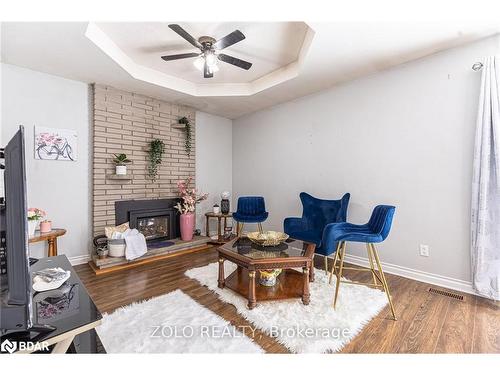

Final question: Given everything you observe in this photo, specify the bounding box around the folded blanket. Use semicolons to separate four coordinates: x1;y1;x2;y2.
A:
123;228;147;260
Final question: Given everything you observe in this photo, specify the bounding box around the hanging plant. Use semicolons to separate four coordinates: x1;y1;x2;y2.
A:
178;116;192;157
147;138;165;181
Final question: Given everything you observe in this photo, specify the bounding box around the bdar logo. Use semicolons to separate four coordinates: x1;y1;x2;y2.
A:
1;339;17;353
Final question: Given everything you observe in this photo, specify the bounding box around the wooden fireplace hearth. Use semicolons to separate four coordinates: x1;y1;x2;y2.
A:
89;235;211;275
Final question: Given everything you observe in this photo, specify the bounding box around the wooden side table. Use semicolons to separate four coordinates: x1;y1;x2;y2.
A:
29;228;67;257
205;212;235;244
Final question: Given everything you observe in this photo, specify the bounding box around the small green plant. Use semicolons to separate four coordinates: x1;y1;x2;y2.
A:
112;153;132;165
178;116;192;157
147;139;165;181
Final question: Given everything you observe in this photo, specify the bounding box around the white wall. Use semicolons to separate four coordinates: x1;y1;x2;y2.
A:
232;35;500;284
1;63;92;261
195;111;233;235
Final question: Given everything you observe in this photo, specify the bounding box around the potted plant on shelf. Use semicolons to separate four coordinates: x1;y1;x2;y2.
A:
147;139;165;181
112;153;132;175
27;208;46;237
178;117;192;157
174;177;208;241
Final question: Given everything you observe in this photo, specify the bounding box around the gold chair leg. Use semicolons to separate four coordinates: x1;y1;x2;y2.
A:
237;222;244;237
257;222;263;233
328;242;341;284
366;243;378;286
370;243;397;321
333;241;346;308
324;255;328;275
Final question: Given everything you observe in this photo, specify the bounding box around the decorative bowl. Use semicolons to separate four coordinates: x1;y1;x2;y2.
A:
247;231;289;247
259;269;283;287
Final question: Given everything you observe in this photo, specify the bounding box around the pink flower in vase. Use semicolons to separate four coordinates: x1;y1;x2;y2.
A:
175;177;208;215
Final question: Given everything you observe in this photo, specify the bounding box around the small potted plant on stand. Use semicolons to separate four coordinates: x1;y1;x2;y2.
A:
112;153;132;175
175;177;208;241
27;208;46;237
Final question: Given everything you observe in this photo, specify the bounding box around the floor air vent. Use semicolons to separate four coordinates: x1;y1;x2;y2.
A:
428;287;464;301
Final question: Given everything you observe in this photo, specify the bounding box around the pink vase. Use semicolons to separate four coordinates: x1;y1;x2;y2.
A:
180;213;195;241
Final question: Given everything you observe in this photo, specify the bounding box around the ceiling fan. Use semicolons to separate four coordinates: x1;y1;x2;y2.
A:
161;24;253;78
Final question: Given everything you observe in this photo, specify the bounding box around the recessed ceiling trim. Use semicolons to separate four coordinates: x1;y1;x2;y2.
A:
251;26;315;94
84;22;314;97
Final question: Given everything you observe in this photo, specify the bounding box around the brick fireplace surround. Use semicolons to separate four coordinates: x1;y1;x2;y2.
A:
92;84;196;237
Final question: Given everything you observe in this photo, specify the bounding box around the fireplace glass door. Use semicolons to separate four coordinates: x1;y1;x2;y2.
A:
136;215;169;240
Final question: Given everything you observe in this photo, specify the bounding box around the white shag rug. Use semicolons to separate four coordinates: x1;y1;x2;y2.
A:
96;289;263;353
185;262;388;353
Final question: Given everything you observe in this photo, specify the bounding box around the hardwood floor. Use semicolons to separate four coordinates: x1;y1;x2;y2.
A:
75;248;500;353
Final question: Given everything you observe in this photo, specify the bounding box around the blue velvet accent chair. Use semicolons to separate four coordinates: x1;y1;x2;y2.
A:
327;205;397;320
283;192;350;273
233;196;269;235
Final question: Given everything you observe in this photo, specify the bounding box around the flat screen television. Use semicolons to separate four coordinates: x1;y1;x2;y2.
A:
0;125;32;333
0;126;54;336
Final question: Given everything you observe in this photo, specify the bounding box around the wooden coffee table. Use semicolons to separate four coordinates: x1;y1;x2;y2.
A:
217;237;316;309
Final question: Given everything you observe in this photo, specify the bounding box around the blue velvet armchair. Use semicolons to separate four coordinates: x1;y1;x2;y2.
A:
233;196;269;235
283;192;350;260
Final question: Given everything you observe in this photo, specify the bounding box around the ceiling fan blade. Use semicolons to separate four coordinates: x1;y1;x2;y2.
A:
213;30;245;50
161;52;200;61
218;54;252;70
204;61;213;78
168;24;202;49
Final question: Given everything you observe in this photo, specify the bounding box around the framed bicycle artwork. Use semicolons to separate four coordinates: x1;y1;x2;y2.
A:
34;126;78;161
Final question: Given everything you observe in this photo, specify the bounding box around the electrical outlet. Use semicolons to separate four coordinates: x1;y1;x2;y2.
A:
419;244;430;257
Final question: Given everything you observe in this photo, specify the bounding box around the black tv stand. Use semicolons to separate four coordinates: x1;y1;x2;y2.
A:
1;255;102;354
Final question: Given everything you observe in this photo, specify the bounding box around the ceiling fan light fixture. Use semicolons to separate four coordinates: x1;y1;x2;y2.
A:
193;56;205;71
164;24;252;78
205;52;217;67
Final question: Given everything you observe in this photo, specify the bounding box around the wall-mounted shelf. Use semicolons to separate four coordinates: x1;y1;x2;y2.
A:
106;174;133;181
171;123;186;130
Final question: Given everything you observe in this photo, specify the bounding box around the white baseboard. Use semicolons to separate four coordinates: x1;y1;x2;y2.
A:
338;253;477;297
68;254;91;266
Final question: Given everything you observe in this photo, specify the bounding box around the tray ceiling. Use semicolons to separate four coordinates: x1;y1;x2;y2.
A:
87;22;314;96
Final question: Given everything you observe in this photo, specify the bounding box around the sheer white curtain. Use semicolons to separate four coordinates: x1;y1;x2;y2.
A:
471;56;500;301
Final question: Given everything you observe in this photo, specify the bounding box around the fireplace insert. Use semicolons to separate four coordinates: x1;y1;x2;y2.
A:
115;199;181;241
136;214;169;240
